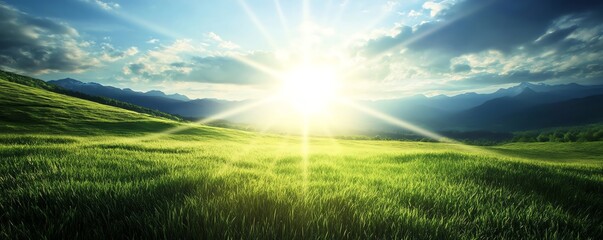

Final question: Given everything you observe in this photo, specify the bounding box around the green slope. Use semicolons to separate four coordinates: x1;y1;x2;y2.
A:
0;73;602;239
0;78;160;131
1;75;215;138
0;70;182;122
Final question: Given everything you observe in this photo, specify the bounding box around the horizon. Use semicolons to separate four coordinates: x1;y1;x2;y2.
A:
1;1;603;238
45;76;602;101
2;0;602;100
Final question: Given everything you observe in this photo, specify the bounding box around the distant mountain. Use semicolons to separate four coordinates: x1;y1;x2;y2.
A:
47;78;237;119
455;88;563;124
372;81;603;113
0;70;182;121
357;82;603;131
47;78;603;132
48;78;191;102
498;94;603;130
447;87;603;131
143;90;190;101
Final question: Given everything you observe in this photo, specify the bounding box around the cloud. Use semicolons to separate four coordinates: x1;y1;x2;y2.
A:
534;26;579;47
363;0;603;56
146;38;160;44
123;39;278;85
362;26;413;56
122;39;200;78
422;1;453;17
449;33;603;86
451;64;471;73
452;70;565;87
206;32;240;50
185;53;278;84
382;1;399;12
411;0;602;54
0;3;95;74
99;43;138;62
85;0;120;11
352;0;603;91
406;10;422;18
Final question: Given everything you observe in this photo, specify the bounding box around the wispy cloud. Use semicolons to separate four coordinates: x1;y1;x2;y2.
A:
207;32;240;50
122;37;282;85
0;3;96;74
422;1;453;17
87;0;120;11
99;43;138;62
344;0;603;96
382;1;398;12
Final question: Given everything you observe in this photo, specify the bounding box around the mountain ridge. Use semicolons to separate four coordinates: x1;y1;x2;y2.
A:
45;76;603;132
48;78;191;102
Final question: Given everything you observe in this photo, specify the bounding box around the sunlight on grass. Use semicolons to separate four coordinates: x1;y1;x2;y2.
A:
1;131;601;239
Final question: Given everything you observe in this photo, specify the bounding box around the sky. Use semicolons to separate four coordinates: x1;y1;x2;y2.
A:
1;0;603;100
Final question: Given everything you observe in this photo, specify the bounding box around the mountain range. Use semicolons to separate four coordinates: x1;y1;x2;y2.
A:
47;78;603;133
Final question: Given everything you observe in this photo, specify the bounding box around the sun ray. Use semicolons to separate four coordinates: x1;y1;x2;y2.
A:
336;97;456;143
83;1;184;40
214;115;282;178
115;12;183;39
358;1;494;67
301;114;310;194
229;54;282;79
317;118;342;152
197;96;279;126
320;0;335;24
266;131;296;181
273;0;289;34
123;95;279;144
334;97;520;159
339;7;398;50
328;0;350;29
238;0;278;49
302;0;311;23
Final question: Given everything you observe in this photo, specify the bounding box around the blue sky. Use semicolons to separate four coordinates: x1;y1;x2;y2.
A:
1;0;602;99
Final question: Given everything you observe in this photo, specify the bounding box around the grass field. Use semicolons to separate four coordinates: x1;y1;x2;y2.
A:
1;78;602;239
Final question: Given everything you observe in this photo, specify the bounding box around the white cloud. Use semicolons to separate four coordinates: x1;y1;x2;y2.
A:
407;10;423;17
422;2;442;17
123;39;205;78
122;38;285;86
382;1;399;12
0;3;97;74
125;47;139;56
99;43;138;62
422;1;454;17
146;38;160;44
90;0;120;11
207;32;240;50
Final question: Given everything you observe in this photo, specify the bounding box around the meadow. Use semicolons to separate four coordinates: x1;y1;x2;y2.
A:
1;78;602;239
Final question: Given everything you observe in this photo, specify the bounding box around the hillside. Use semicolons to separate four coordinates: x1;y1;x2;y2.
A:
0;75;183;135
447;88;603;131
1;72;602;239
49;78;190;101
47;77;236;119
43;76;603;133
0;71;182;122
504;94;603;130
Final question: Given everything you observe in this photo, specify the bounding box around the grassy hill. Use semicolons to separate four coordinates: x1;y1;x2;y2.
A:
0;74;602;239
0;70;183;122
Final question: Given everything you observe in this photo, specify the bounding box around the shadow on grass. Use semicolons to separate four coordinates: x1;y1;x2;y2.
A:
0;135;79;145
469;161;602;215
1;176;203;239
90;143;194;154
459;159;603;237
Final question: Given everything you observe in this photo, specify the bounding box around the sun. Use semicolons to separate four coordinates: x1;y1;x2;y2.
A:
280;65;340;116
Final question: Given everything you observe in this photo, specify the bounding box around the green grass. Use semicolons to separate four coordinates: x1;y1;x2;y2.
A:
1;77;602;239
